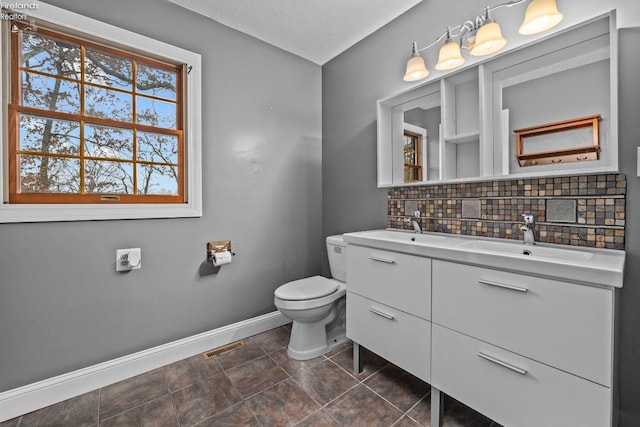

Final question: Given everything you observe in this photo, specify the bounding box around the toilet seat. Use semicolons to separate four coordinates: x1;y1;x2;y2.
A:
275;276;339;301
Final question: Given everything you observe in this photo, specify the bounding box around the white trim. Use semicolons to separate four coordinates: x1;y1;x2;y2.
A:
0;1;202;223
0;311;290;422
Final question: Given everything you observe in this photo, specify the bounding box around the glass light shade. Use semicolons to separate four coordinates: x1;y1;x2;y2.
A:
435;41;465;71
469;22;507;56
519;0;564;35
403;54;429;81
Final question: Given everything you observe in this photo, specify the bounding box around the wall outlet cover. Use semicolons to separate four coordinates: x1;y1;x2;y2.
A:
116;248;142;272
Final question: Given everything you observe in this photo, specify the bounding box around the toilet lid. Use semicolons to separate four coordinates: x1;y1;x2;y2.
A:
275;276;339;301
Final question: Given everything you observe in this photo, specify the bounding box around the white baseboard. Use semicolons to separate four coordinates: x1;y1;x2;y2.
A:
0;311;290;422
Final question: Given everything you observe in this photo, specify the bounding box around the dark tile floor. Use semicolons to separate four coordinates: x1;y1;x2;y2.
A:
2;324;501;426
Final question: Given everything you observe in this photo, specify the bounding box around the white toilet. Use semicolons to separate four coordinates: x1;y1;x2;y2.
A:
274;235;348;360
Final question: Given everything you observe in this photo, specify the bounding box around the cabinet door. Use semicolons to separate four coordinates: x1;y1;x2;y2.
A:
432;324;611;427
347;292;430;382
432;260;613;387
347;245;431;319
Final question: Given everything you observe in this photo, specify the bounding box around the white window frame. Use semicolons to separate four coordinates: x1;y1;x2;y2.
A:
0;1;202;222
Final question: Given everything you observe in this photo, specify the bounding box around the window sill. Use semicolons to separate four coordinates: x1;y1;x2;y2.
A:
0;202;202;223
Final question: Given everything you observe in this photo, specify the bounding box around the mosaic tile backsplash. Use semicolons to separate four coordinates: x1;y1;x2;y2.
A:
388;174;626;250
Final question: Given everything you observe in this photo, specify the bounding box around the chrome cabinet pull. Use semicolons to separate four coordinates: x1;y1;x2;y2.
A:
478;352;527;375
369;256;396;264
368;306;395;320
478;279;528;293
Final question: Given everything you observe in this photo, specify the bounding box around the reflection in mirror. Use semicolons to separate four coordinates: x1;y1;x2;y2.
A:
520;128;593;154
380;80;442;187
403;124;426;182
501;51;611;174
401;104;440;182
515;115;601;167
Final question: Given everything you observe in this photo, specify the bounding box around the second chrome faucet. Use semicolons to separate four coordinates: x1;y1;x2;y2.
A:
406;210;422;233
521;213;535;245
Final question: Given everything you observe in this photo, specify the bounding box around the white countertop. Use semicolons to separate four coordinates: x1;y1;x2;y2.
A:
343;229;625;288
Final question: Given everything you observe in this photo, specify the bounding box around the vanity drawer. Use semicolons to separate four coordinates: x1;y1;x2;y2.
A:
432;260;613;386
432;324;611;427
347;245;431;319
346;292;430;382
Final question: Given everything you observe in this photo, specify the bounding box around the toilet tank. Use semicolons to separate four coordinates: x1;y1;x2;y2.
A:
326;234;347;282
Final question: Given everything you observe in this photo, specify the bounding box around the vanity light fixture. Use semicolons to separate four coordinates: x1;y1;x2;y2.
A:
405;42;430;80
519;0;564;35
435;28;466;71
469;8;507;57
403;0;563;81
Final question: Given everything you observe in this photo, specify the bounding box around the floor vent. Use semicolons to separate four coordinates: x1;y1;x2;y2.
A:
202;341;244;359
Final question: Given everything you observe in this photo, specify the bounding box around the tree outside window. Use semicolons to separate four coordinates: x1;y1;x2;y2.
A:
9;25;184;203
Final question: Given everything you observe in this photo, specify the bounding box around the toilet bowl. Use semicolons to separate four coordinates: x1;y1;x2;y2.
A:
274;235;348;360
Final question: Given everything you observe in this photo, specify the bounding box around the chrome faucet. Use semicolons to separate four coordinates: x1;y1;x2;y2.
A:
405;210;422;233
520;213;535;245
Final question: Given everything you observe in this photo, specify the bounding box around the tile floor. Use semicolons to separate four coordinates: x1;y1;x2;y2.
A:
2;324;501;426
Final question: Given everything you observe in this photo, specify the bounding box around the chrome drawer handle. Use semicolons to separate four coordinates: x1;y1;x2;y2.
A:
369;256;396;264
368;306;395;320
478;279;528;293
478;352;527;375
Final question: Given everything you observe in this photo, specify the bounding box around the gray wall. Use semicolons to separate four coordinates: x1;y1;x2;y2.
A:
0;0;322;391
616;27;640;427
322;1;640;425
3;1;640;424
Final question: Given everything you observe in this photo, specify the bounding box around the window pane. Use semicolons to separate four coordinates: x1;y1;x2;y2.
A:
137;164;178;195
85;85;132;122
19;155;80;193
137;131;178;164
85;49;132;90
10;24;187;207
84;160;133;194
19;114;80;155
84;124;133;160
136;96;176;129
136;63;176;100
22;71;80;114
21;33;80;79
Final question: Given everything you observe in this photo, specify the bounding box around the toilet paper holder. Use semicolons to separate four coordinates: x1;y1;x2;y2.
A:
207;240;236;262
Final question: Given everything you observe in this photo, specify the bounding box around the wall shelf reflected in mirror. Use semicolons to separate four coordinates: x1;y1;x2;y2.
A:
515;114;601;167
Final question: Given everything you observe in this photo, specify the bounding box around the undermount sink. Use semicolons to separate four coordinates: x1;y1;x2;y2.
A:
349;230;453;245
458;239;594;262
350;230;594;263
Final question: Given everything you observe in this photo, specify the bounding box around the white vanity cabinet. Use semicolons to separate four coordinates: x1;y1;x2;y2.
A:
432;261;613;387
431;260;617;427
346;245;431;382
344;234;621;427
431;324;612;427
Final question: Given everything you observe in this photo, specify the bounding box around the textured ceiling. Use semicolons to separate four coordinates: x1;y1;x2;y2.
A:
167;0;423;65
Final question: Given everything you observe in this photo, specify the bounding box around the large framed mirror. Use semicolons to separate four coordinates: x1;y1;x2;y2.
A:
377;12;617;188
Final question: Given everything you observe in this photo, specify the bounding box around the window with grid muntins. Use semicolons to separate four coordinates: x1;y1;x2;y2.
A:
9;24;184;204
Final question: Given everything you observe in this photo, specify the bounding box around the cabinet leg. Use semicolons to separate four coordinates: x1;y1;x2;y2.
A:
431;386;444;427
353;342;364;374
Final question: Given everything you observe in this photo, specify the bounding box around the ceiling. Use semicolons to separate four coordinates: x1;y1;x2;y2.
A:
167;0;423;65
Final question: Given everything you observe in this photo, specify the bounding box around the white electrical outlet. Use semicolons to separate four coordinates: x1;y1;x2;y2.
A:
116;248;142;272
